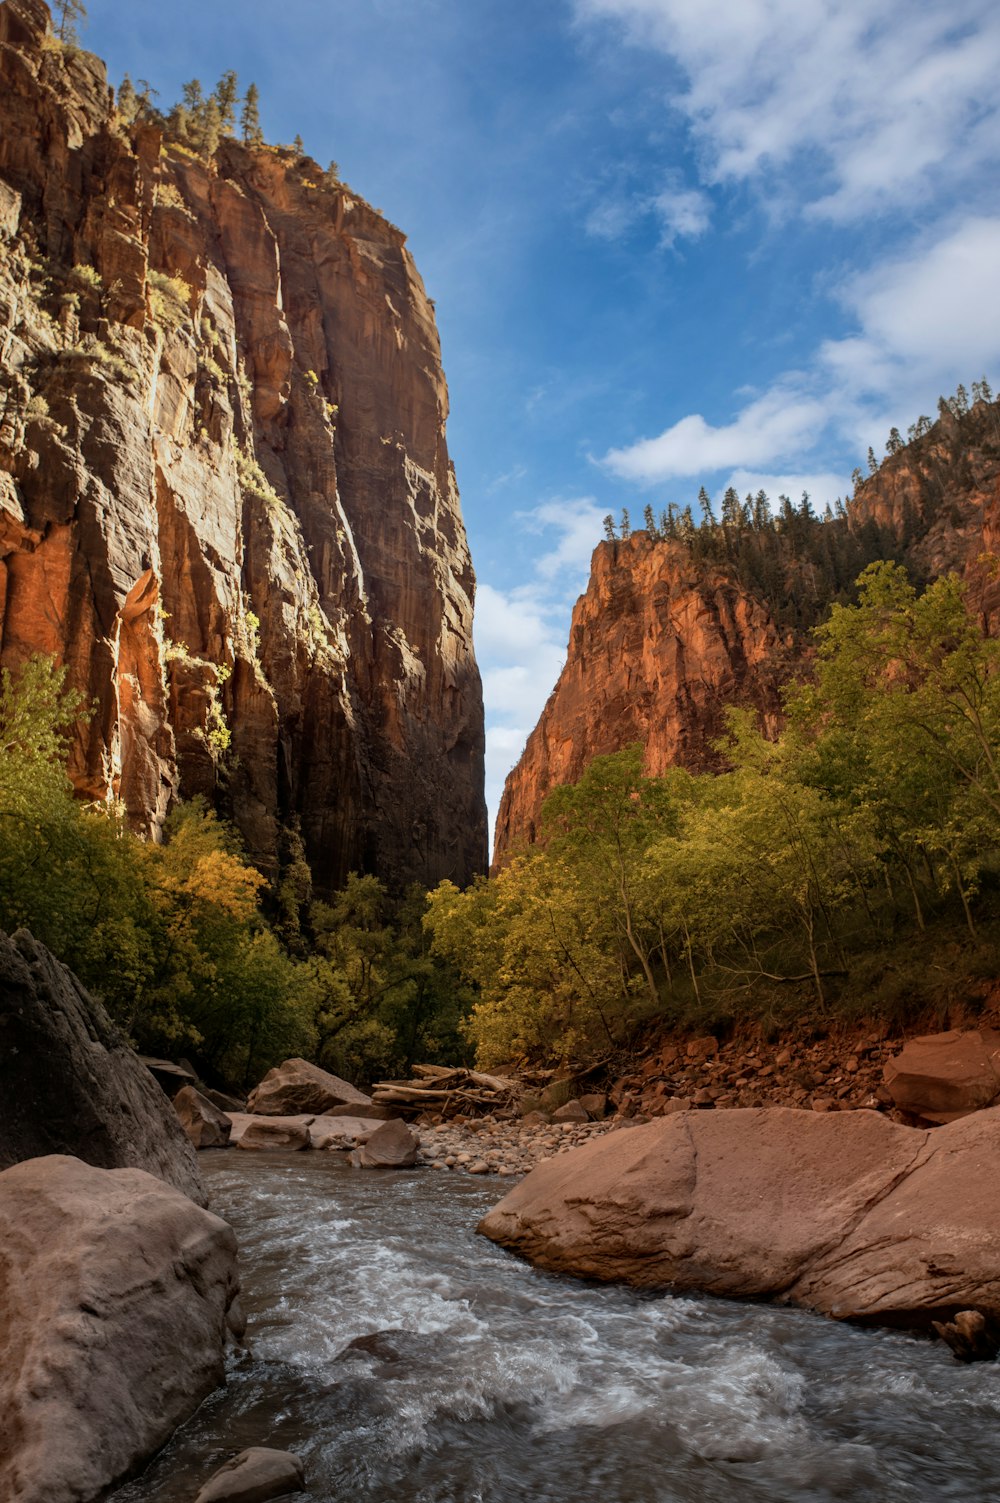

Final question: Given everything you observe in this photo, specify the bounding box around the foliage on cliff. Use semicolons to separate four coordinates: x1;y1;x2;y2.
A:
428;562;1000;1065
603;385;1000;633
0;658;469;1088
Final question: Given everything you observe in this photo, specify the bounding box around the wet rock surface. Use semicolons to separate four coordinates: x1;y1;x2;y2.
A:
191;1446;304;1503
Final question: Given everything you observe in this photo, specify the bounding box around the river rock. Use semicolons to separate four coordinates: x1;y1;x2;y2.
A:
478;1107;1000;1331
350;1117;420;1168
552;1099;589;1123
174;1086;233;1149
883;1029;1000;1123
235;1117;311;1151
0;927;206;1204
309;1114;386;1149
192;1446;305;1503
0;1154;241;1503
247;1058;371;1116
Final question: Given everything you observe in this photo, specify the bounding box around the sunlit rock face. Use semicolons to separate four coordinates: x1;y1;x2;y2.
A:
494;400;1000;863
493;533;792;859
0;0;487;890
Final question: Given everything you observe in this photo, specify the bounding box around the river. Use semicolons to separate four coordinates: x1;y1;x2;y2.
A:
110;1151;1000;1503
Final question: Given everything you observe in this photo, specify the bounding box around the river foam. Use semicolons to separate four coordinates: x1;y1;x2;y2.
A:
110;1152;1000;1503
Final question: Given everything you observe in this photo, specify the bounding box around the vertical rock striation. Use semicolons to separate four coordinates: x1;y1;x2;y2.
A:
494;534;793;856
0;0;487;890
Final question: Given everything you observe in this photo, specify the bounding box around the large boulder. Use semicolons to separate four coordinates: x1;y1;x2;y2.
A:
350;1117;420;1168
0;928;206;1204
246;1057;371;1116
883;1029;1000;1123
478;1107;1000;1331
308;1114;387;1149
0;1155;242;1503
173;1086;233;1149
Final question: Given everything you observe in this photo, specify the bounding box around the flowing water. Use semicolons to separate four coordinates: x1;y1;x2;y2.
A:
111;1152;1000;1503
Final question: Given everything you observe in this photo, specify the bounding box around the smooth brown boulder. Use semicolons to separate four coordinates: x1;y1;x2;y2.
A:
174;1086;233;1149
883;1029;1000;1123
309;1114;387;1149
235;1117;311;1152
192;1446;305;1503
246;1058;371;1116
478;1107;1000;1331
0;928;206;1204
578;1092;608;1120
0;1155;241;1503
350;1117;420;1169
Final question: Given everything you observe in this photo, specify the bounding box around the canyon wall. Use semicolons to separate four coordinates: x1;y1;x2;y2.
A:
495;399;1000;861
0;0;487;890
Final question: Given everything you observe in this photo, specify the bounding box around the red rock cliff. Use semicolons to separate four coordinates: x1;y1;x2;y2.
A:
493;535;794;855
0;0;487;889
495;398;1000;862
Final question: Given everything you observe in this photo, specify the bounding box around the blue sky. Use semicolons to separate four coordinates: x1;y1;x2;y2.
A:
84;0;1000;834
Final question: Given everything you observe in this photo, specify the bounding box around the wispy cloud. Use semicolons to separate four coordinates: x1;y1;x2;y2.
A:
573;0;1000;221
601;217;1000;487
585;178;710;247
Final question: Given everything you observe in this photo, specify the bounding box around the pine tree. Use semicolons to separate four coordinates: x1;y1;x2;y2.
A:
886;427;904;454
117;74;138;124
182;79;204;114
867;446;878;474
198;96;222;158
955;383;969;416
603;514;617;542
241;84;264;147
851;467;864;491
54;0;86;44
697;485;716;528
619;508;631;539
323;160;341;188
293;134;305;156
215;71;239;135
643;503;657;538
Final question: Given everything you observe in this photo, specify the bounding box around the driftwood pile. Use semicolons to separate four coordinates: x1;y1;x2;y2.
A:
371;1064;521;1119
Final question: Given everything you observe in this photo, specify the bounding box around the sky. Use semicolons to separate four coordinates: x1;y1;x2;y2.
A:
82;0;1000;837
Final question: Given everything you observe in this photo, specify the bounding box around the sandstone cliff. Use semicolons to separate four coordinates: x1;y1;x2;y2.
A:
494;537;794;852
0;0;487;890
495;397;1000;861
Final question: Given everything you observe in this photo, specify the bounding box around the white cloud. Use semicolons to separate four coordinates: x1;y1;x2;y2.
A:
603;386;827;482
574;0;1000;220
476;501;608;848
649;186;711;246
601;217;1000;489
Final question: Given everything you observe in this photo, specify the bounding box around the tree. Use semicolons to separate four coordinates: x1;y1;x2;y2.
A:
54;0;86;44
214;70;239;134
293;134;305;156
886;427;904;454
117;75;138;124
241;83;264;146
867;446;878;474
619;507;631;539
603;514;617;542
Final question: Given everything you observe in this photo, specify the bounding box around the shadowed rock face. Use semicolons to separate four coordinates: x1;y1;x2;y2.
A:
0;0;486;891
0;927;207;1204
478;1106;1000;1330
